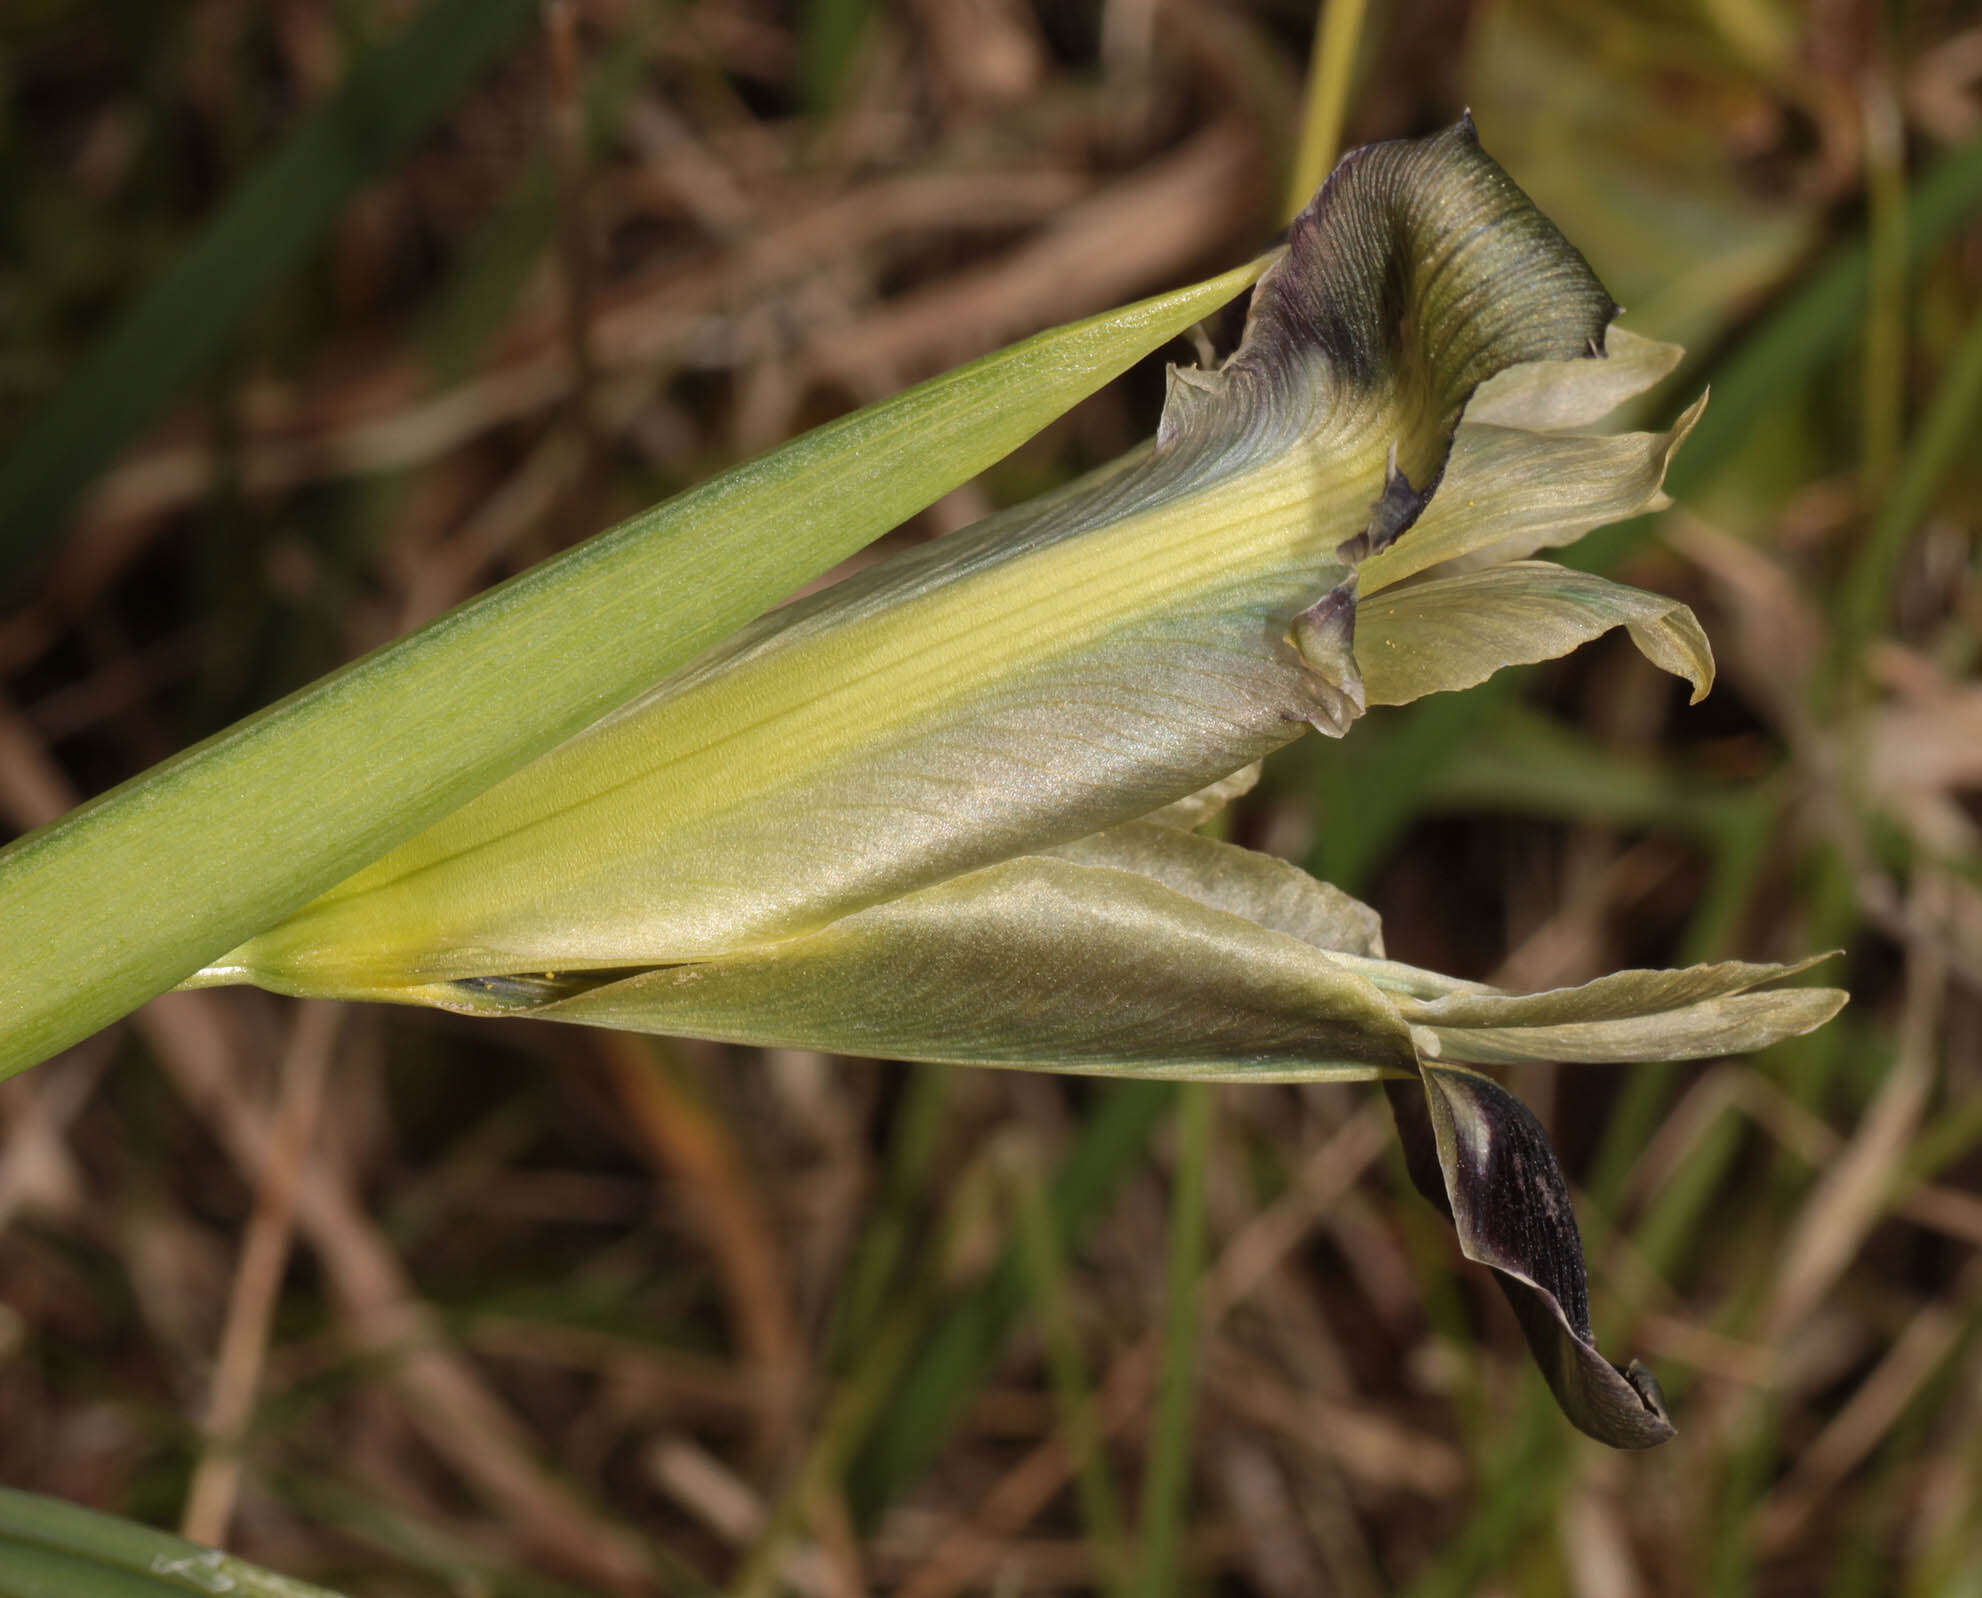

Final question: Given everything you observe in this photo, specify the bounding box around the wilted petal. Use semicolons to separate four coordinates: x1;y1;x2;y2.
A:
1396;954;1833;1025
1138;761;1263;830
1046;821;1384;957
1462;325;1683;433
1323;951;1846;1063
515;855;1417;1081
1429;988;1846;1066
1228;116;1616;508
1396;954;1846;1063
1386;1065;1676;1449
1359;394;1704;593
1356;561;1714;707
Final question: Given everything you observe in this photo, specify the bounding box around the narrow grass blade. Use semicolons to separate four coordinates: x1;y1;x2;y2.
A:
828;1066;954;1358
1858;80;1909;495
1663;127;1982;500
1011;1150;1131;1598
1416;699;1750;838
1137;1081;1214;1595
849;1080;1171;1517
0;0;540;579
1833;306;1982;691
0;1486;347;1598
1284;0;1372;219
1306;682;1513;896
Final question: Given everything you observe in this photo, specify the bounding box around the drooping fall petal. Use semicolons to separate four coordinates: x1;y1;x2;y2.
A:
1356;561;1715;707
1386;1067;1677;1449
1391;954;1845;1064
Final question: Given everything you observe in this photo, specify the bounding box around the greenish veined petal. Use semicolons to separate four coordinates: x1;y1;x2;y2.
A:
219;119;1626;999
489;899;1843;1080
1427;988;1847;1066
1045;821;1384;957
414;837;1841;1085
1318;950;1845;1062
1358;394;1704;594
1387;1067;1677;1449
522;855;1419;1082
1356;560;1714;707
1138;761;1262;830
1461;325;1683;433
1395;952;1828;1025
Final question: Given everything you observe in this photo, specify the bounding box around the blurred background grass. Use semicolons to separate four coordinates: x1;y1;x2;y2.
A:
2;1;1980;1593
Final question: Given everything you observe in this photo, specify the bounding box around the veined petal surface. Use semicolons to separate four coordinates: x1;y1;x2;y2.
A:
1358;394;1704;593
1356;561;1714;707
1462;325;1683;433
521;855;1419;1081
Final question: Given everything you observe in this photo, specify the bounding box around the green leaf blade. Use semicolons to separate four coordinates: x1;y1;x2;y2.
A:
0;1487;348;1598
0;0;542;581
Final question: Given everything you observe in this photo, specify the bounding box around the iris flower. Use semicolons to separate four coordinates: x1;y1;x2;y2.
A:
190;121;1844;1447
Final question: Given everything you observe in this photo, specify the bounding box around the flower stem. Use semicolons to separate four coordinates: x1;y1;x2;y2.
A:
1285;0;1370;221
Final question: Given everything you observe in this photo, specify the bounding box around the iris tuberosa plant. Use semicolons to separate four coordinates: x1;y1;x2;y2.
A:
181;122;1837;1447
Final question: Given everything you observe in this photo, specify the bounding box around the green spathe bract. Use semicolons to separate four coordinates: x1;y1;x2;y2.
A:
0;233;1268;1081
192;123;1843;1448
218;121;1703;996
